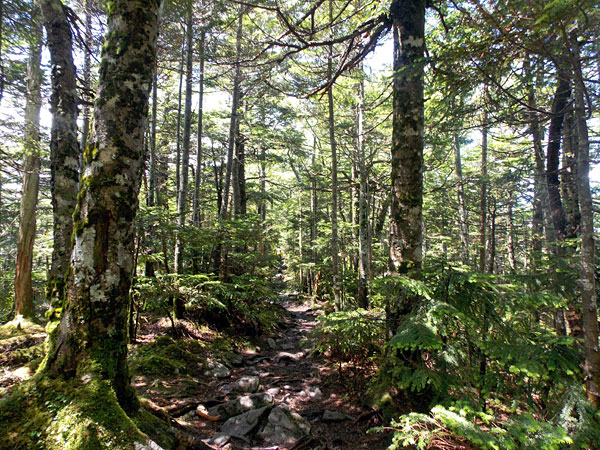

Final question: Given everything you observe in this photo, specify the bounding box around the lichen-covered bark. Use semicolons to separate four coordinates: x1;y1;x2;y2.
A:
14;17;42;318
387;0;425;331
388;0;424;277
38;0;80;307
42;0;161;412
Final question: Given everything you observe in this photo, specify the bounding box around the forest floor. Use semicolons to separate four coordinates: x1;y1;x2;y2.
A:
133;293;393;449
0;294;393;449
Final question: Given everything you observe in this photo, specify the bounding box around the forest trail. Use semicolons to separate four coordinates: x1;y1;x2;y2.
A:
149;294;391;450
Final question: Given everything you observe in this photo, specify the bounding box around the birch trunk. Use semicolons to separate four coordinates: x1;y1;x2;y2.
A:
42;0;161;412
453;134;469;265
387;0;425;331
193;30;205;228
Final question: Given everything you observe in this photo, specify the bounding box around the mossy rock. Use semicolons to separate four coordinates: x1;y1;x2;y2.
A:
0;375;174;450
129;335;206;377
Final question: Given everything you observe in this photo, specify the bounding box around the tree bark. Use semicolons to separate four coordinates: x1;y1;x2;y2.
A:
573;42;600;408
387;0;425;330
545;68;571;244
561;105;579;239
39;0;80;307
14;15;42;318
42;0;161;413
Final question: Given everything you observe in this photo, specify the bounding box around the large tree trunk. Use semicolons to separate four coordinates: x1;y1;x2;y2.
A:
42;0;161;413
561;105;580;239
14;16;42;318
573;42;600;408
327;0;341;311
39;0;80;307
387;0;425;330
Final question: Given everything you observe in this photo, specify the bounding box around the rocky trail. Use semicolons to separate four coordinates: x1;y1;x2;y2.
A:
138;295;391;450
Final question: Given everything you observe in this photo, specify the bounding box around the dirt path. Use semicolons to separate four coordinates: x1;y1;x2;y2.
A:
185;295;391;449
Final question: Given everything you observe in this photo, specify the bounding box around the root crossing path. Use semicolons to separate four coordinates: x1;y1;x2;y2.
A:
170;295;391;450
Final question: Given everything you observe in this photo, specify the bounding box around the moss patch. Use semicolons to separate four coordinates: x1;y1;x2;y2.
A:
0;375;166;450
129;335;206;376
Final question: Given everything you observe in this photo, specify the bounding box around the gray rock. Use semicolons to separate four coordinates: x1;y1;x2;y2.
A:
220;406;272;442
235;375;260;393
280;342;296;351
225;353;244;367
204;360;231;378
303;386;322;401
256;405;311;446
267;338;278;350
322;410;353;422
208;393;273;420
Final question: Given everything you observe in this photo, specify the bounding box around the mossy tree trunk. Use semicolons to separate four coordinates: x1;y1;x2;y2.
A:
39;0;80;307
14;12;42;319
387;0;425;331
42;0;161;413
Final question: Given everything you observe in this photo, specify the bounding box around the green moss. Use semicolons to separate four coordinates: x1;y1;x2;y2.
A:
129;335;205;377
0;375;154;450
132;409;177;450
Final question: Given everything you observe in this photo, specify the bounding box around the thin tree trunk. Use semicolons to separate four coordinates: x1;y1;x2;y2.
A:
219;8;244;220
14;17;42;318
79;0;92;154
479;113;488;273
545;68;571;244
507;195;516;272
173;1;194;318
42;0;160;413
39;0;80;307
193;30;205;228
357;73;369;309
487;198;496;274
327;0;341;311
453;134;469;266
387;0;425;331
148;67;158;208
175;40;185;203
573;42;600;408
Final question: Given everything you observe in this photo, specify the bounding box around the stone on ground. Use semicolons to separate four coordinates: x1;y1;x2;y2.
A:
255;405;311;446
208;393;273;420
